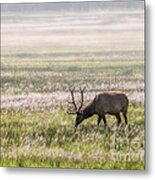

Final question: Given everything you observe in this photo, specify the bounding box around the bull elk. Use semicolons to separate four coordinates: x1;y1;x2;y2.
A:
67;87;129;128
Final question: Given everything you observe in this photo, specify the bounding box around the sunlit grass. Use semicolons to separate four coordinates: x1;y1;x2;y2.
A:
1;59;144;95
1;8;144;170
1;104;144;169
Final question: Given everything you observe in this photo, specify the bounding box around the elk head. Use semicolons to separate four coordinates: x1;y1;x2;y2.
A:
67;87;86;128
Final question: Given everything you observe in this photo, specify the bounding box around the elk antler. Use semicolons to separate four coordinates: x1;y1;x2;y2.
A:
77;87;86;112
67;87;78;114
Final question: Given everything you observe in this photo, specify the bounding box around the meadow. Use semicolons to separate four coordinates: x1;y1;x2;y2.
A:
1;4;144;169
1;105;144;169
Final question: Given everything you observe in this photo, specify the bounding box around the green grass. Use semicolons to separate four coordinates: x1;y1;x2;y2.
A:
0;105;144;169
1;9;144;170
1;59;144;95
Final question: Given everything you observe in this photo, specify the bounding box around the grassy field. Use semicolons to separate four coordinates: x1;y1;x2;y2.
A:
1;105;144;169
1;59;144;95
1;3;144;170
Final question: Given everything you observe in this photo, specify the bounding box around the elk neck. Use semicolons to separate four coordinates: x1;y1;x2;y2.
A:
82;101;95;119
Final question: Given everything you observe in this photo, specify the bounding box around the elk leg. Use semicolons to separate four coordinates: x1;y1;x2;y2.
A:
116;113;121;126
102;114;107;126
123;112;128;125
97;115;101;127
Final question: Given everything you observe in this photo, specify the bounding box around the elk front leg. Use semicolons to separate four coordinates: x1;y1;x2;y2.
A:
102;114;107;126
97;115;101;127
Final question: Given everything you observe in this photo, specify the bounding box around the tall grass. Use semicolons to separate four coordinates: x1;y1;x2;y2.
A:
1;105;144;169
1;59;144;95
1;7;144;169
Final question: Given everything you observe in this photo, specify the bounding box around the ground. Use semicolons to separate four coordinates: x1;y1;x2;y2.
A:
1;4;144;169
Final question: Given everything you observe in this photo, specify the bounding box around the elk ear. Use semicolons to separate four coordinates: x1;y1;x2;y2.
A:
76;111;82;115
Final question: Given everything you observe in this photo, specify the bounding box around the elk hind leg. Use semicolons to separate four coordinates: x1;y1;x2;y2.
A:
122;111;128;125
116;113;121;126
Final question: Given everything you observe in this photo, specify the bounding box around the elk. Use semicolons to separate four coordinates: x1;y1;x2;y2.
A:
67;87;129;128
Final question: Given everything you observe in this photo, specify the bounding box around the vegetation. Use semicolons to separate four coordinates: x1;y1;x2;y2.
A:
1;4;144;169
1;59;144;95
1;105;144;169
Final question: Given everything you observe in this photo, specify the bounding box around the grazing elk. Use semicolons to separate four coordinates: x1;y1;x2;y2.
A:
67;87;129;128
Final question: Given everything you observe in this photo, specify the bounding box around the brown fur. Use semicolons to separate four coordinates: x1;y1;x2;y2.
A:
75;91;129;127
